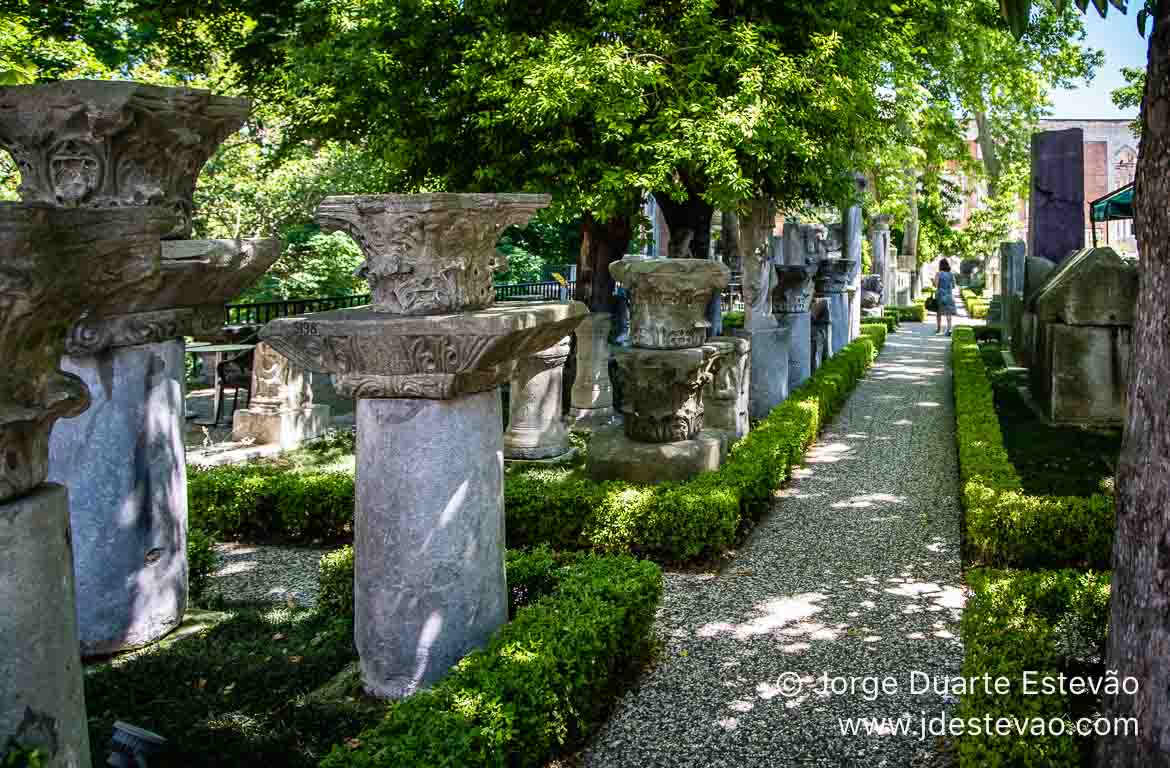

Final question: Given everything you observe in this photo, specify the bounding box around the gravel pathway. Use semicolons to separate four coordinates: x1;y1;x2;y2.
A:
583;321;965;768
207;543;330;608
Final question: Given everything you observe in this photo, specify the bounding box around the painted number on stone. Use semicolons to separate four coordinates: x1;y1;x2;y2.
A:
296;322;320;336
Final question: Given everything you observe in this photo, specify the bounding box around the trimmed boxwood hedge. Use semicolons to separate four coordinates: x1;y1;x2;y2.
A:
862;315;897;333
191;331;884;563
951;327;1114;569
892;303;926;322
318;547;662;768
958;568;1110;767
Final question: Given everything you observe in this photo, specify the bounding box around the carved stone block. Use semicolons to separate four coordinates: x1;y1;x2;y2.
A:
615;344;724;443
0;80;249;238
609;259;730;349
316;194;551;315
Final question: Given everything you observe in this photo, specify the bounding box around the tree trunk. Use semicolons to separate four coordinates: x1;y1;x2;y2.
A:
653;190;714;258
1096;2;1170;764
575;211;632;313
974;110;1001;199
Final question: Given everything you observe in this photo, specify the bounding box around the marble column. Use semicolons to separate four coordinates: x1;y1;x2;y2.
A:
815;258;852;357
1;204;171;768
262;194;588;699
773;261;818;393
233;342;332;450
1000;240;1027;344
568;312;617;430
842;175;865;341
503;336;573;461
0;82;283;655
869;215;894;306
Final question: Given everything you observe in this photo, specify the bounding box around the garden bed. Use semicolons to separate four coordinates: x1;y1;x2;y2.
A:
86;548;661;768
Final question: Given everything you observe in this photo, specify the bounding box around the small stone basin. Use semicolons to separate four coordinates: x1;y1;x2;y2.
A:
260;301;588;400
610;259;729;349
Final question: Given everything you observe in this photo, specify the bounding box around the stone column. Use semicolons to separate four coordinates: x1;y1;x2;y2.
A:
869;215;893;306
1028;128;1085;265
0;82;283;655
704;336;751;440
1000;241;1026;344
569;312;616;430
842;175;865;341
773;261;818;393
810;298;832;375
815;258;852;357
1;204;171;768
262;194;588;699
233;342;332;450
504;336;573;461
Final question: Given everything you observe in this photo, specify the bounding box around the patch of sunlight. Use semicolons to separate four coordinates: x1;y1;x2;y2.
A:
718;717;739;730
730;700;754;713
216;560;258;577
781;642;811;653
916;401;942;408
831;493;905;509
696;593;827;640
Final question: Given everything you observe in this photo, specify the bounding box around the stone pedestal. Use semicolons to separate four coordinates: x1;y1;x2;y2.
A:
503;337;572;460
0;485;91;768
569;312;616;430
772;262;817;393
354;393;507;698
262;193;588;699
816;259;851;356
703;336;751;440
733;324;792;421
895;271;912;306
869;215;894;306
233;342;332;450
48;340;188;656
613;344;722;442
587;426;726;485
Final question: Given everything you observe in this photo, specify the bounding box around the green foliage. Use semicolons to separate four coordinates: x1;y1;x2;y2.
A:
317;546;355;619
319;550;663;768
187;465;354;542
722;311;745;330
862;315;898;333
958;567;1111;767
1111;66;1145;134
962;287;991;319
187;526;220;606
495;215;583;285
951;328;1114;568
1;744;45;768
892;304;927;322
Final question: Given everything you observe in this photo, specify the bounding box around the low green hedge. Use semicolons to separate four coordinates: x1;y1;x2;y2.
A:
319;548;662;768
722;310;744;330
862;315;897;333
187;526;219;605
191;333;882;563
892;303;926;322
951;327;1114;569
959;568;1110;767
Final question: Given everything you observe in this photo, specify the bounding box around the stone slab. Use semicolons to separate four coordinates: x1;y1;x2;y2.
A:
354;391;507;699
48;340;188;657
732;325;792;421
1036;323;1130;427
586;426;726;485
232;403;332;450
1030;247;1138;326
1028;128;1085;265
828;293;850;356
785;313;813;393
0;484;91;768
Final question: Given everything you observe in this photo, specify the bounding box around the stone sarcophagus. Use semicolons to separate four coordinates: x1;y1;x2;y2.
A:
1028;247;1137;427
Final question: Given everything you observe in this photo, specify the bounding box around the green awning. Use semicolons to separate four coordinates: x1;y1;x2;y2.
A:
1091;182;1134;223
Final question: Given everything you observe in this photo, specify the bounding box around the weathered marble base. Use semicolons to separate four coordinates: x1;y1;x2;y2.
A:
503;418;571;460
504;446;578;467
586;425;726;485
232;403;332;450
828;293;850;355
732;325;792;421
48;340;188;656
783;313;812;393
568;313;616;432
1;484;92;768
354;392;507;699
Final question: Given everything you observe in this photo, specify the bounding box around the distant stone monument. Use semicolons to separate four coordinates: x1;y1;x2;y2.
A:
1028;128;1085;265
703;335;751;441
568;312;617;430
772;227;818;393
0;204;171;768
842;175;865;341
588;259;731;484
0;80;282;656
261;193;587;699
815;256;852;357
233;341;332;449
869;214;894;306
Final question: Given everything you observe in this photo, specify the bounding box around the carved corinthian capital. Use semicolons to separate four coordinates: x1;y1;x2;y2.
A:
0;80;249;239
609;259;730;349
316;194;551;315
0;204;170;502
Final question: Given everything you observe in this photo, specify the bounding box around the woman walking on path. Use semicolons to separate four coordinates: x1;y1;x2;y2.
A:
932;259;957;335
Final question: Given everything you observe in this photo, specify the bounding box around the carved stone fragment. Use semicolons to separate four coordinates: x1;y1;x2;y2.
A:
614;344;725;443
609;258;730;349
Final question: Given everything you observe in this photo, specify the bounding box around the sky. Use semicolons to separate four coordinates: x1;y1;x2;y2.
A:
1047;8;1148;120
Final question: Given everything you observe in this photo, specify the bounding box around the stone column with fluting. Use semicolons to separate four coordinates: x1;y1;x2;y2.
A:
1;204;170;768
842;175;865;341
233;341;332;450
261;194;587;699
504;336;573;461
0;80;283;656
869;214;894;306
568;312;616;430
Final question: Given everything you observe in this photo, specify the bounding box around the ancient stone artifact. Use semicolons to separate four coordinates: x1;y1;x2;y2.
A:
1;203;170;768
999;240;1026;344
568;312;617;430
703;335;751;440
0;80;282;656
869;214;894;306
232;341;332;450
1028;128;1086;265
842;175;865;341
773;224;819;393
810;298;832;374
814;255;852;357
587;259;730;485
1028;247;1137;427
261;193;587;699
503;336;573;461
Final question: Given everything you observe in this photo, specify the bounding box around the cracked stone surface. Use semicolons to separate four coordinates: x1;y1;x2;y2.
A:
583;321;965;768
